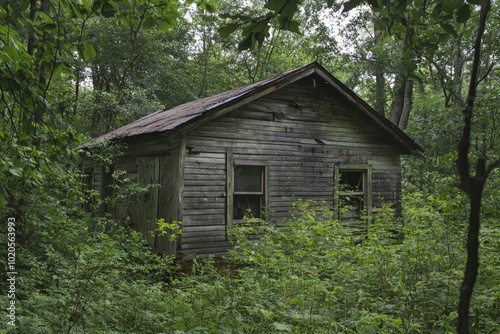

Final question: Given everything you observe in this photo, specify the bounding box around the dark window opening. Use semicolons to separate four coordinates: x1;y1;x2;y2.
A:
233;166;264;220
233;194;261;219
340;171;363;192
336;168;369;220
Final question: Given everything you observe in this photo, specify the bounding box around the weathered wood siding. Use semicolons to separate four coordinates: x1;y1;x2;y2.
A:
127;150;182;255
181;75;403;257
85;140;183;255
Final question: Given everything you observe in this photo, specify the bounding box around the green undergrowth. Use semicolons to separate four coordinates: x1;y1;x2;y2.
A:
1;194;499;333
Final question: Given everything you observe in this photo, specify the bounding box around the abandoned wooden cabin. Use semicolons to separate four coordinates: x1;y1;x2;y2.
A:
79;62;422;259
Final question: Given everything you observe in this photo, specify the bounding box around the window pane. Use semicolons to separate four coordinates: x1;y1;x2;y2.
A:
340;171;363;191
234;166;262;192
233;194;261;219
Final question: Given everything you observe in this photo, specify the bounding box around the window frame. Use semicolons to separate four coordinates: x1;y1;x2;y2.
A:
334;164;372;220
226;149;269;232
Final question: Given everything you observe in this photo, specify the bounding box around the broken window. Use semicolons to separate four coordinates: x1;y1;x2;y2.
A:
334;164;372;220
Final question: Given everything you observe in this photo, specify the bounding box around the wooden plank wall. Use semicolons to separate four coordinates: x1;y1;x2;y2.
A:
113;148;182;255
135;156;160;247
155;147;183;255
181;75;403;258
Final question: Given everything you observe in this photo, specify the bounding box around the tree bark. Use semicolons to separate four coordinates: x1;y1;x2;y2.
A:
398;79;413;130
372;11;386;116
457;179;484;333
389;73;413;130
456;0;491;333
389;72;406;125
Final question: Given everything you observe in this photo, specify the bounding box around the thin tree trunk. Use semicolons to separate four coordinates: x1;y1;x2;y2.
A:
456;0;491;333
458;181;484;333
398;79;413;130
372;11;386;116
453;37;464;106
35;0;51;128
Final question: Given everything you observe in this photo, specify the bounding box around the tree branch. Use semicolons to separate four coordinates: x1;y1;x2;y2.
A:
486;158;500;176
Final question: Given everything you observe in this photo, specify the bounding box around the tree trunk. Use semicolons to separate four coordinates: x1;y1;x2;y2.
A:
453;37;464;107
35;0;51;128
389;73;405;125
398;79;413;130
374;64;386;116
457;181;484;333
372;11;386;116
390;73;413;130
456;1;492;333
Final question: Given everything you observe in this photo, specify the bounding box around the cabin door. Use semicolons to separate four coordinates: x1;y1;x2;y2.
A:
136;156;160;248
135;156;179;255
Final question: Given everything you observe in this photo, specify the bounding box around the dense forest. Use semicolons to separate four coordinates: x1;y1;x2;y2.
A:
0;0;499;333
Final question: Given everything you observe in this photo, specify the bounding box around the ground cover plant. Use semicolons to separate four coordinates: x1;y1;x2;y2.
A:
2;186;499;333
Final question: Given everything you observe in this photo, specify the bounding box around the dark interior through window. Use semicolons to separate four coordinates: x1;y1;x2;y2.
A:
233;166;263;219
338;170;364;219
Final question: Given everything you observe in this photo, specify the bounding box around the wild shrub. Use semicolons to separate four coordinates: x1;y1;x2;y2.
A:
166;195;498;334
2;177;498;333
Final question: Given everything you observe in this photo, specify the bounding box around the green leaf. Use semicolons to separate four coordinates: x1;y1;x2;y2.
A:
101;1;116;18
18;132;29;142
374;18;386;31
143;16;157;29
403;56;417;73
9;167;23;177
456;4;471;23
3;45;19;61
343;0;364;12
273;322;292;332
287;20;301;34
53;62;64;77
238;35;254;51
219;23;240;38
414;0;424;8
67;1;82;18
441;0;464;13
197;0;218;12
81;0;93;13
466;0;483;4
207;0;218;12
38;11;54;24
439;22;458;37
0;191;6;209
159;21;173;32
11;154;21;168
264;0;287;11
82;42;96;60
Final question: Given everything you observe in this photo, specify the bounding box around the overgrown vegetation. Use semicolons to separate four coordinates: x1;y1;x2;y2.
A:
1;0;500;332
1;175;499;333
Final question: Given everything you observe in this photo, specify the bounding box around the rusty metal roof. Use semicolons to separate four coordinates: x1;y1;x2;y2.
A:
79;62;422;155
